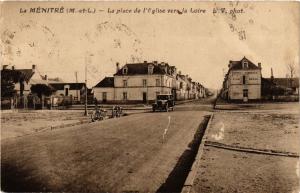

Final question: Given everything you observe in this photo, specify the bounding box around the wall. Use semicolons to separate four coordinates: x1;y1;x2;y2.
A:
229;84;261;100
14;82;31;96
53;89;82;101
228;69;261;100
93;87;115;101
114;74;173;101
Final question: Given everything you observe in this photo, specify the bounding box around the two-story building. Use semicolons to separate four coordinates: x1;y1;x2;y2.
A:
93;61;207;103
221;57;262;102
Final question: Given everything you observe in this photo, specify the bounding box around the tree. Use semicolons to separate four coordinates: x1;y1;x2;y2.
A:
286;62;296;79
1;79;16;97
1;69;22;98
30;84;54;99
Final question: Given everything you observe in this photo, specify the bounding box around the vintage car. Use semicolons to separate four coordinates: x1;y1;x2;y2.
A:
152;94;175;112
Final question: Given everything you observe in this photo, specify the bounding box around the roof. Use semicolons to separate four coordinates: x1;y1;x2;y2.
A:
17;69;35;82
49;83;86;90
94;77;114;88
229;57;260;71
265;77;299;88
1;69;34;83
114;62;173;76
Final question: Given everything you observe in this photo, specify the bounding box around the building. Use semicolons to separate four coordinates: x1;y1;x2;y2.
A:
93;61;207;103
267;78;299;95
49;82;86;103
221;57;262;102
1;65;36;97
93;77;114;103
262;68;299;98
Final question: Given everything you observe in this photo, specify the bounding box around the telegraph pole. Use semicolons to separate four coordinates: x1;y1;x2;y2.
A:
75;71;79;101
84;61;88;116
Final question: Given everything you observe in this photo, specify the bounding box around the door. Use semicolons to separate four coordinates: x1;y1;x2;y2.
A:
143;92;147;103
65;88;69;96
243;89;248;102
102;92;107;103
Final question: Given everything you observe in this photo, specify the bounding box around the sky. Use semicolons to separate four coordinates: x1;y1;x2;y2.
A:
1;1;299;89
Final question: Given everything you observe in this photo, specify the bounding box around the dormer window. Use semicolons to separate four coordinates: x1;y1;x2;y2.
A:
123;66;128;75
148;64;154;75
242;60;248;68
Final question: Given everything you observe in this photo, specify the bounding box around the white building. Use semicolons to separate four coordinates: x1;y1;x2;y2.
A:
93;77;115;103
49;83;86;102
93;61;207;103
221;57;262;101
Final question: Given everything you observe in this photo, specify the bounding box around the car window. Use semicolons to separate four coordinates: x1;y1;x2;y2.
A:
157;95;168;100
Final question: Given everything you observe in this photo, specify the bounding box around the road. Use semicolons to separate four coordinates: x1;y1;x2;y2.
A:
2;97;298;193
1;109;211;192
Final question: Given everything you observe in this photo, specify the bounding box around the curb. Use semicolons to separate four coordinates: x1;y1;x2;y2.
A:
181;113;214;193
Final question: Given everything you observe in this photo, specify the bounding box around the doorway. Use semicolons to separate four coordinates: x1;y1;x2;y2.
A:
143;92;147;103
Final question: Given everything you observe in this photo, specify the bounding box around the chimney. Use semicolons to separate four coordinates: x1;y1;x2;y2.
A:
12;65;15;70
116;62;120;73
45;74;48;80
258;62;261;69
2;65;8;70
32;64;36;72
228;61;233;69
271;68;274;80
144;60;147;63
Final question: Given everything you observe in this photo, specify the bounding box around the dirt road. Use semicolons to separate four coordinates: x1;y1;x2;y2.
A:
1;110;210;192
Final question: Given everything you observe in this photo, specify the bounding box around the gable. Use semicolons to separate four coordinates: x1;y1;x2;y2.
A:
229;57;260;71
94;77;114;88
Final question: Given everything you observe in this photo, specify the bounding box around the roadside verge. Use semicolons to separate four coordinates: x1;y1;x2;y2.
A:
181;113;214;193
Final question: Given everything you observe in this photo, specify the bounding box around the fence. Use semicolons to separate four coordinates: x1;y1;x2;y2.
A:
1;95;90;110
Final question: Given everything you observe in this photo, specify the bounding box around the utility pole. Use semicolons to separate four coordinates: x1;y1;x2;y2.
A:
75;71;79;101
84;61;88;116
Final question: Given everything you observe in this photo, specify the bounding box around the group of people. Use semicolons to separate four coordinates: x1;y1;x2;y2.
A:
92;101;123;122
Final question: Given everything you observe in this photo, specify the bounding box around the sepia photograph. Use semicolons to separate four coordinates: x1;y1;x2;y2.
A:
1;1;299;193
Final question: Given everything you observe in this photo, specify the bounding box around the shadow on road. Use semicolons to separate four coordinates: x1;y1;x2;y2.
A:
1;161;49;192
156;115;211;193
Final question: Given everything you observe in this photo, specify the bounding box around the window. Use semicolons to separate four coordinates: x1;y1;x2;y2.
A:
156;79;160;86
123;67;128;74
180;82;183;89
243;89;248;97
65;88;69;96
242;61;248;68
102;92;107;100
243;75;246;84
148;65;154;74
143;79;147;87
123;92;127;100
123;80;128;87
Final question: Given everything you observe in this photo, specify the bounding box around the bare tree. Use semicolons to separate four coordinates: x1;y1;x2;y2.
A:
286;62;296;79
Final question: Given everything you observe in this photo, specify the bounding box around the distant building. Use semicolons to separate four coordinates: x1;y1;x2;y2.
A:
1;65;36;97
267;78;299;95
49;83;86;103
93;77;114;103
221;57;262;101
93;61;207;103
262;68;299;97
